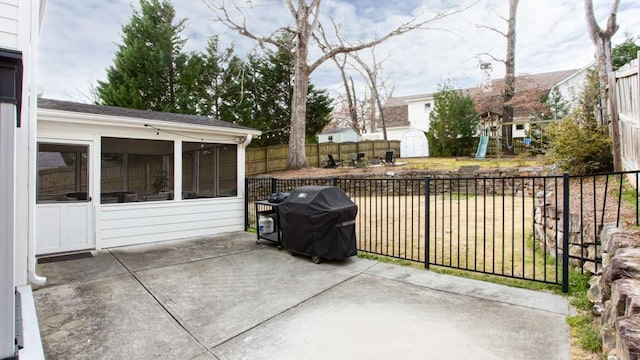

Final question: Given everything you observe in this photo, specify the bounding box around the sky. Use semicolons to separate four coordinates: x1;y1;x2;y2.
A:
38;0;640;103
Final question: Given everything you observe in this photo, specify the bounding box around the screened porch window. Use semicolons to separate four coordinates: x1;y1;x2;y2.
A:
37;143;88;203
182;142;237;199
101;137;174;203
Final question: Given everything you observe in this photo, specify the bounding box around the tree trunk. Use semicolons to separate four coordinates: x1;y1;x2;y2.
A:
502;0;518;155
287;3;312;169
584;0;622;170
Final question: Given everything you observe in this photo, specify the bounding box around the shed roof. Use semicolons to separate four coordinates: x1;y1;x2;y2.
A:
320;127;357;135
38;98;257;132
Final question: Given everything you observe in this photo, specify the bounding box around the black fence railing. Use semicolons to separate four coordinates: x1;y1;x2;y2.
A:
245;170;640;292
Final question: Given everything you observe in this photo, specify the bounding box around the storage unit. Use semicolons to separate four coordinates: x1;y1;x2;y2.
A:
254;200;282;250
278;186;357;263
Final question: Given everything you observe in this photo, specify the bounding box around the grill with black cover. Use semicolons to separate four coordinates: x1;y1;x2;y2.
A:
278;186;357;263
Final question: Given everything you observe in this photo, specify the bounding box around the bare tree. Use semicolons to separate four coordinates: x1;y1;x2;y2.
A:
477;0;519;155
350;48;392;141
331;54;359;133
584;0;622;171
203;0;474;168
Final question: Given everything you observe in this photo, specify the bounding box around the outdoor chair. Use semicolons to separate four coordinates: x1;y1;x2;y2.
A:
350;152;366;167
324;154;342;168
384;150;395;166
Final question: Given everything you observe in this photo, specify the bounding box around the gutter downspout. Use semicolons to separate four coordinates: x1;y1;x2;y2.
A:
28;0;45;286
241;134;253;148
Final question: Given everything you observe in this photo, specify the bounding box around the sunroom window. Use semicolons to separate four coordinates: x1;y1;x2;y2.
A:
182;142;237;199
101;137;174;203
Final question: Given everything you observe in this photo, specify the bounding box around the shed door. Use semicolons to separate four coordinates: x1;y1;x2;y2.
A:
401;129;429;158
36;142;93;255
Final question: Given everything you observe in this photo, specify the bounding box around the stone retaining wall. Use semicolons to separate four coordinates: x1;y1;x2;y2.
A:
254;166;557;197
589;226;640;360
533;190;600;274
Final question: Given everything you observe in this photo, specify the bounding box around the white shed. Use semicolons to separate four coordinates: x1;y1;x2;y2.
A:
36;99;261;254
317;128;361;143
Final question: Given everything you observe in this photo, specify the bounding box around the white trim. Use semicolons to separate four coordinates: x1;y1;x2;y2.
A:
551;61;595;90
16;285;45;360
38;108;261;138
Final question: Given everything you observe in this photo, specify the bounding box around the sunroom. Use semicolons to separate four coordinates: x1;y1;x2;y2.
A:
36;98;260;255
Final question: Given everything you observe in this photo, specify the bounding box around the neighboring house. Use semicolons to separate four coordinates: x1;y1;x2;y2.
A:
377;94;434;157
0;0;47;359
551;62;596;111
380;68;588;157
36;98;260;253
317;127;361;143
470;69;579;138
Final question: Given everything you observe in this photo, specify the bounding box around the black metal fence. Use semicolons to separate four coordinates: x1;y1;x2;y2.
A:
245;170;640;292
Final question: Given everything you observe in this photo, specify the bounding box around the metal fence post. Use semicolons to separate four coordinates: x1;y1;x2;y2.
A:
425;176;430;269
244;177;249;231
562;173;570;293
333;177;338;187
271;177;277;194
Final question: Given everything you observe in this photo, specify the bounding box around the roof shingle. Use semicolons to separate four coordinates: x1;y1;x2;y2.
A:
38;98;257;132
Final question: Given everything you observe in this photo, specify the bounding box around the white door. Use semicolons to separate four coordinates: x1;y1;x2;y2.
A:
401;129;429;157
36;142;93;255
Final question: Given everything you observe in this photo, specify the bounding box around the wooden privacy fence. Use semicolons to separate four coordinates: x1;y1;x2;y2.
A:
246;140;400;175
613;52;640;174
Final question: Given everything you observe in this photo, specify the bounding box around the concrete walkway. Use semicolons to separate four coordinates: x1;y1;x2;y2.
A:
33;232;571;360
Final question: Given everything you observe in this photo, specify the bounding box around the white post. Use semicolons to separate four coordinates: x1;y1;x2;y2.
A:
173;140;182;200
0;103;16;358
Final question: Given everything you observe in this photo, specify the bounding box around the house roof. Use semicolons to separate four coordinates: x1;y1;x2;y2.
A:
38;98;258;133
381;69;579;126
320;127;357;135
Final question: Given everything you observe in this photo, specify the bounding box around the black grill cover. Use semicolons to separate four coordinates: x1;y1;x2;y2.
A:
279;186;357;260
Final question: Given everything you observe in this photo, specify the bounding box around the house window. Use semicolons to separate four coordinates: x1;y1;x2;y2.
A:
425;103;431;109
37;143;88;203
182;142;237;199
515;124;525;130
328;135;333;142
100;137;174;203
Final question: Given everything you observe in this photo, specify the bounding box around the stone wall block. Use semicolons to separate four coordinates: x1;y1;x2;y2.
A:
615;316;640;360
609;248;640;281
603;228;640;254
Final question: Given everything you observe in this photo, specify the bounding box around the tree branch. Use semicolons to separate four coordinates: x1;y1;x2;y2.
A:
478;52;505;64
202;0;293;54
308;1;479;73
474;23;506;37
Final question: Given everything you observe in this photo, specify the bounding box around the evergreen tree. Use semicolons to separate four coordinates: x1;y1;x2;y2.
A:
96;0;193;113
612;34;639;71
427;84;479;157
547;70;612;173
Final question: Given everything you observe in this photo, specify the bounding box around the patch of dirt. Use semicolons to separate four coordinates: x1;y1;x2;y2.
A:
266;164;406;179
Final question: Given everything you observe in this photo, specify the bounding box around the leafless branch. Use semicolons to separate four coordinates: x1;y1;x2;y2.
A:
478;52;505;64
308;1;480;73
201;0;293;54
474;23;506;37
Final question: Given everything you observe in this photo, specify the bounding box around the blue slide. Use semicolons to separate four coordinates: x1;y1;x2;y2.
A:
475;136;489;160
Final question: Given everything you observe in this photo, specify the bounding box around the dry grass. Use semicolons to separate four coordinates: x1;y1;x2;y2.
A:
268;156;544;179
353;194;559;282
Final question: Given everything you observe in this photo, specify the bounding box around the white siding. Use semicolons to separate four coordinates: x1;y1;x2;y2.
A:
99;198;245;248
554;67;591;112
407;98;433;132
0;1;19;49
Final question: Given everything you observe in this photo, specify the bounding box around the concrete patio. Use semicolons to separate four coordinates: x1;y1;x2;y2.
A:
33;232;571;359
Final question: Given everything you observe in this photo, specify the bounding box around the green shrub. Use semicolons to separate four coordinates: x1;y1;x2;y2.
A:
546;118;612;174
546;70;613;174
